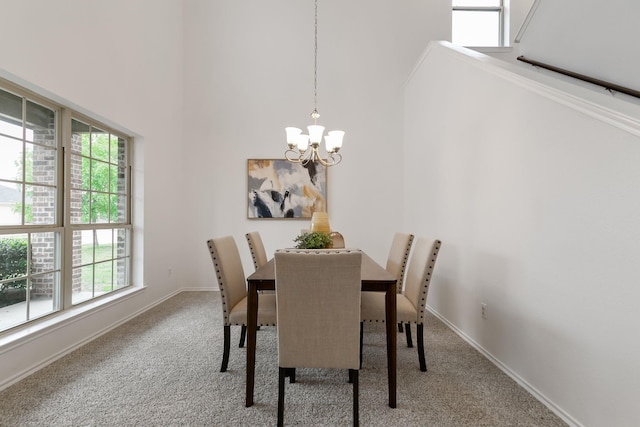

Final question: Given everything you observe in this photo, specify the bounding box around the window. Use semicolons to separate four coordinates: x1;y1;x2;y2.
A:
452;0;505;47
0;80;132;332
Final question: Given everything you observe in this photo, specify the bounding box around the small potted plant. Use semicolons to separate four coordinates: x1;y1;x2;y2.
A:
293;231;333;249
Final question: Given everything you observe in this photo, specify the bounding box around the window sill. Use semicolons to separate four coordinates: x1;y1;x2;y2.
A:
467;46;514;54
0;286;146;351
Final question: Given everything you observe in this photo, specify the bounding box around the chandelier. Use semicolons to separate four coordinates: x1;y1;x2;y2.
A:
285;0;344;167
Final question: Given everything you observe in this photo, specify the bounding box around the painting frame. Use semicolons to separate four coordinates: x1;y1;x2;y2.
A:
247;159;327;219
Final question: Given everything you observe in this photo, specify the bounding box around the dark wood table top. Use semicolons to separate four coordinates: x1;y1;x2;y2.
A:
247;252;396;291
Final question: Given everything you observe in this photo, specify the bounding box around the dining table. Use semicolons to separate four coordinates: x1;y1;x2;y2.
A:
245;251;398;408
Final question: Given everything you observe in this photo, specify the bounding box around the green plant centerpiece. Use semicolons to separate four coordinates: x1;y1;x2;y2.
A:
293;231;332;249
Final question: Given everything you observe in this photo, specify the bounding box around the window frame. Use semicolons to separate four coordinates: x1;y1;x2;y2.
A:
452;0;506;48
63;111;133;308
0;77;134;332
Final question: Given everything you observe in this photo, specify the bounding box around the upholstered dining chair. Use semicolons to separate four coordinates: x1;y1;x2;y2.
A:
386;232;414;295
245;231;268;271
385;233;414;332
207;236;277;372
361;237;441;372
330;231;345;248
274;249;362;427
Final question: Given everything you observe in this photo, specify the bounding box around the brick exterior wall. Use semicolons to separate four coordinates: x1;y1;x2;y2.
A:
30;129;128;298
30;126;57;298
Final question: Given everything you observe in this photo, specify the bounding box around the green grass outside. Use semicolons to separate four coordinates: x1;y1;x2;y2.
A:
81;244;114;292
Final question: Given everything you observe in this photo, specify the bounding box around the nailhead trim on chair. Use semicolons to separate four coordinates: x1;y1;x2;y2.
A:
416;242;441;326
209;238;277;328
398;234;414;294
208;240;231;326
246;233;260;270
362;239;441;325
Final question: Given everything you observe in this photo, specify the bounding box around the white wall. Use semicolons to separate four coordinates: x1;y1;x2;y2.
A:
3;1;630;423
0;0;454;389
517;0;640;91
405;41;640;427
182;0;452;285
0;0;186;387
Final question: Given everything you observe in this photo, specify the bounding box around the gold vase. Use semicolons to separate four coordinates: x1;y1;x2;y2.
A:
310;212;331;233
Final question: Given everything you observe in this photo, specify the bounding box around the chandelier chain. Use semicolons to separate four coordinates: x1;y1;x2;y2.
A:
284;0;343;167
313;0;318;119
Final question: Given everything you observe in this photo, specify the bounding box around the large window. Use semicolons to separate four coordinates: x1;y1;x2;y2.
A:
0;81;132;332
452;0;505;47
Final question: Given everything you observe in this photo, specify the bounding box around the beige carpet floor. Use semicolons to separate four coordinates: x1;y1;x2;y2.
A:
0;291;566;426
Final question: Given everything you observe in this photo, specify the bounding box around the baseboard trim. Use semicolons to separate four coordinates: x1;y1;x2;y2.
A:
180;287;217;292
427;305;582;427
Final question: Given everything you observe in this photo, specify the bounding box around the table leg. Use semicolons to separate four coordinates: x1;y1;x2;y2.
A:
386;285;397;408
246;283;258;407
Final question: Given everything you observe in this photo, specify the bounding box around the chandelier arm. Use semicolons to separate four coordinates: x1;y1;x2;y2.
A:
315;155;330;167
329;152;342;165
324;153;341;166
312;151;341;167
285;149;304;163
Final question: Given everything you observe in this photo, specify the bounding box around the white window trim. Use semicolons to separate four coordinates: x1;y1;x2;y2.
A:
453;1;507;48
0;76;135;334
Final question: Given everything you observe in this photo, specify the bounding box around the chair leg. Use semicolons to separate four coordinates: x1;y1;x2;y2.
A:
405;323;413;348
351;369;359;427
398;322;404;333
239;325;246;348
359;322;364;369
284;367;295;383
278;367;286;427
417;323;427;372
220;325;230;372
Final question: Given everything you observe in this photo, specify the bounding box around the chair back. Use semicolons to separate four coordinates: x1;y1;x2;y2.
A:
385;233;414;293
330;231;345;248
245;231;268;270
403;238;441;324
274;249;362;370
207;236;247;326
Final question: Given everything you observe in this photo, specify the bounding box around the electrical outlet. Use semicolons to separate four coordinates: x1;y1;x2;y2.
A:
481;303;487;319
168;268;172;277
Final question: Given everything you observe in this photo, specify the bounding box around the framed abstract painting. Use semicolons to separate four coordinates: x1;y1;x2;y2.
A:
247;159;327;219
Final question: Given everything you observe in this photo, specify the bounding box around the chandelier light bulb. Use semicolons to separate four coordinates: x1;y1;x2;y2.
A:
326;130;344;152
285;127;302;148
296;134;310;151
307;125;325;145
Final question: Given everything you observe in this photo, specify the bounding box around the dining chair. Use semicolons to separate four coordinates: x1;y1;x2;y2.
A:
360;237;441;372
274;249;362;427
245;231;268;271
207;236;277;372
330;231;345;248
385;232;414;332
386;232;414;295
